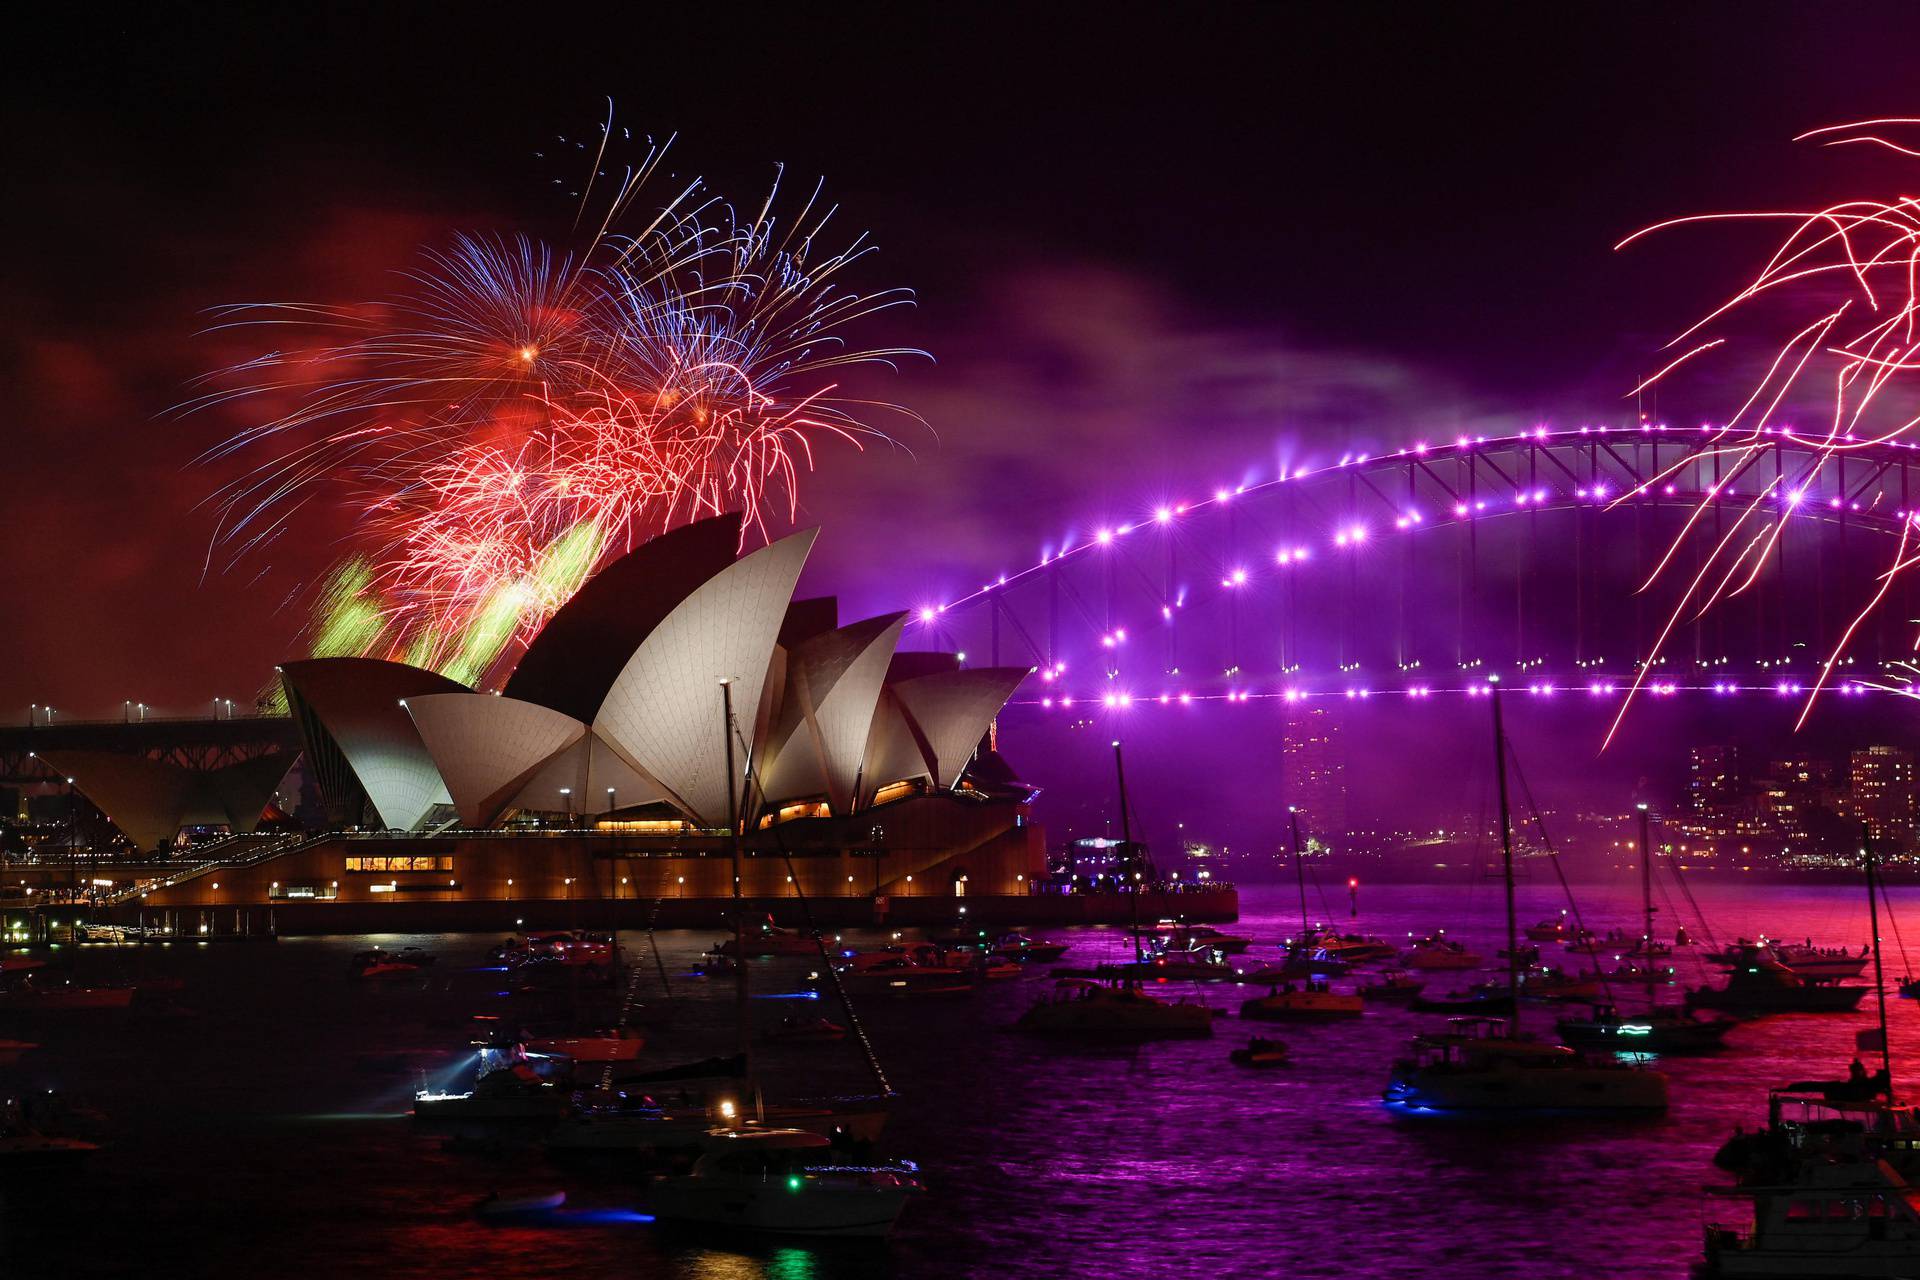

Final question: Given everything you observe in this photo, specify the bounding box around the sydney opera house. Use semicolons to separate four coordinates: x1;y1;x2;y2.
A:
31;514;1050;930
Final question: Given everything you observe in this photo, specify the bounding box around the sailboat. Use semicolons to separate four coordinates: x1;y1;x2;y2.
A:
552;682;894;1160
1697;829;1920;1275
1382;675;1668;1118
1242;808;1364;1019
1016;740;1213;1040
1556;802;1736;1054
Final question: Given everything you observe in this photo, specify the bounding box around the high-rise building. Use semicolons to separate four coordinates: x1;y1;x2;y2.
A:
1758;756;1842;848
1688;745;1744;829
1850;746;1918;852
1283;705;1347;840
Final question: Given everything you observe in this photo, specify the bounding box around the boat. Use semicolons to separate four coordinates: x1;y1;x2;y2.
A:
1156;923;1252;955
1555;1004;1737;1054
1099;945;1237;983
551;1090;890;1156
1704;832;1917;1260
648;1128;921;1238
523;931;615;967
839;945;970;986
526;1033;645;1063
1525;916;1568;943
348;947;436;980
1701;1157;1920;1276
1686;955;1868;1015
1713;1074;1915;1184
1384;1017;1669;1117
1400;937;1483;970
413;1061;570;1124
1557;803;1739;1054
1357;971;1425;1003
1017;978;1214;1039
1467;966;1601;1002
478;1190;566;1219
965;955;1024;983
1381;677;1667;1120
1273;946;1353;978
1307;932;1399;964
992;933;1069;963
717;917;821;958
1240;980;1364;1021
1229;1036;1288;1067
1764;943;1871;982
1016;741;1215;1041
1409;991;1516;1016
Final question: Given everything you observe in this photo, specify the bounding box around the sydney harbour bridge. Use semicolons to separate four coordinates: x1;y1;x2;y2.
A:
901;424;1920;712
6;423;1920;823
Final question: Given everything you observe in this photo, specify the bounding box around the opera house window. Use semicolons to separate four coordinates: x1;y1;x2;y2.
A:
344;855;454;873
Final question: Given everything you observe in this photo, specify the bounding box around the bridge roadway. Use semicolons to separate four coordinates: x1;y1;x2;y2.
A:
0;714;301;785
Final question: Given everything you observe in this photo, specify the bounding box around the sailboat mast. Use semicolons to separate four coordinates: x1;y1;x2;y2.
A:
1864;823;1895;1102
1114;739;1141;982
1637;802;1654;1009
1488;676;1520;1025
1289;806;1310;942
721;679;753;1106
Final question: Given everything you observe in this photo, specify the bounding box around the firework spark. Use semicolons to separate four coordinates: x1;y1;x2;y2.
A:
190;119;923;689
1610;118;1920;743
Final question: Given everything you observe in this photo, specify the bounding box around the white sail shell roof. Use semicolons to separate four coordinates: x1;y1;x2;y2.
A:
592;529;818;827
502;731;672;817
279;658;459;830
857;691;933;806
760;614;905;813
403;693;588;827
888;667;1031;789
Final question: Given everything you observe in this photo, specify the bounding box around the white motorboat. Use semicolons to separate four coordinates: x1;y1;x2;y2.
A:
649;1129;920;1238
1155;923;1252;954
413;1064;569;1124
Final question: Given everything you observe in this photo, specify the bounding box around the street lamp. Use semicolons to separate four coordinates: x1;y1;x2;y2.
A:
559;787;572;829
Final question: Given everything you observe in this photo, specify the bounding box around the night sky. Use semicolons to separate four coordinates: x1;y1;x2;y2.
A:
8;1;1920;740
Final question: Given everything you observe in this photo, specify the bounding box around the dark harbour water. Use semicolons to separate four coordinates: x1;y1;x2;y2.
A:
3;880;1918;1280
